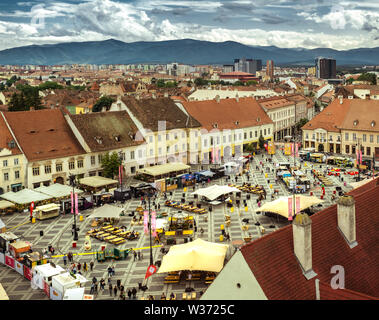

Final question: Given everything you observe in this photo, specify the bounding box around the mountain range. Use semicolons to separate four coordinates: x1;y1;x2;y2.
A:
0;38;378;66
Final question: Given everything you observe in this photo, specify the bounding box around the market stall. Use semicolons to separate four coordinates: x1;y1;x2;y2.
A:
256;195;324;219
51;272;87;295
35;184;84;199
63;287;85;300
33;203;60;220
135;162;190;184
0;189;53;211
157;238;229;273
33;263;65;288
78;176;118;193
0;200;16;215
192;185;240;202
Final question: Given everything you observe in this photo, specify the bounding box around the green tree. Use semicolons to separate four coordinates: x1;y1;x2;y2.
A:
246;80;258;86
259;134;265;149
0;83;5;91
38;81;63;91
92;96;115;112
6;75;18;87
194;78;208;86
232;81;245;86
357;72;377;85
101;152;122;179
8;89;43;112
157;79;166;88
296;118;309;131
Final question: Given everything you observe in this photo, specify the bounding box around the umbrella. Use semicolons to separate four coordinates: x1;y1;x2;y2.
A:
256;195;324;219
157;238;229;273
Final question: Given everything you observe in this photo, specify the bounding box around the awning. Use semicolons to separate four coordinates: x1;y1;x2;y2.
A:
256;195;324;218
35;184;84;198
157;238;229;273
0;189;53;205
0;200;15;210
63;288;85;300
196;170;215;177
136;162;190;177
79;176;118;188
192;185;240;201
90;204;124;219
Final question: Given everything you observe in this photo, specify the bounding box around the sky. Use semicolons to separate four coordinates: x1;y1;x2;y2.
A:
0;0;378;51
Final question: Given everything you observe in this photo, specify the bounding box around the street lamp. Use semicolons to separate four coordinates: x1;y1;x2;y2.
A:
69;174;79;241
118;151;123;192
144;188;156;266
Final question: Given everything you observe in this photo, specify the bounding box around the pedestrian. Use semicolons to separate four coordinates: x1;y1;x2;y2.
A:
113;286;118;297
92;276;97;284
90;283;95;295
109;283;113;296
127;289;132;299
133;250;137;261
137;251;141;260
108;266;112;277
90;261;94;271
83;262;87;272
120;285;124;295
77;262;81;272
68;252;73;263
132;287;137;299
94;283;98;295
63;255;67;266
108;278;111;286
100;278;105;291
112;266;115;276
117;279;121;289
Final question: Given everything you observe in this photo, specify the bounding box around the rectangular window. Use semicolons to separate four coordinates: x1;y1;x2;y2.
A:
182;144;185;151
345;145;350;154
166;134;169;140
130;151;135;160
250;131;252;139
91;156;96;166
44;165;51;174
14;158;19;166
138;150;143;158
370;135;373;143
353;133;356;141
69;162;75;170
56;164;62;172
268;128;270;134
158;134;161;142
32;167;40;176
15;171;19;179
345;133;349;141
77;160;84;168
182;132;185;138
98;154;103;163
150;149;153;156
223;136;226;143
244;132;247;140
158;147;162;155
131;167;136;174
4;173;9;181
264;129;267;136
167;146;170;153
175;145;178;152
149;136;153;143
255;131;258;138
3;160;7;167
363;134;366;142
367;147;371;156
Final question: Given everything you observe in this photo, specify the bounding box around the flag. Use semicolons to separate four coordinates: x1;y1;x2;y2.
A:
296;196;301;214
295;143;299;157
75;193;78;215
30;201;35;218
145;264;157;280
288;197;293;221
359;150;363;165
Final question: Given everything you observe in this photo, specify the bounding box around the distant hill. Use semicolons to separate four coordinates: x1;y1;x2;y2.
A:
0;38;378;66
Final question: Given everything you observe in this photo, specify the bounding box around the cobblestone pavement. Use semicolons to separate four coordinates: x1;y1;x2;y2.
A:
0;150;363;300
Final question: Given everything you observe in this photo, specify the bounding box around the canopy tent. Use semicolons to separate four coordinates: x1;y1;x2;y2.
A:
79;176;118;188
256;195;324;218
192;185;240;201
180;173;195;180
156;218;168;230
137;163;190;178
35;183;84;198
0;189;53;205
63;288;85;300
196;170;215;177
90;204;124;219
157;238;229;273
0;200;15;210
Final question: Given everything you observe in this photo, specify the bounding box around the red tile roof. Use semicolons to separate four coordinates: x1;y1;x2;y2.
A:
3;109;85;161
0;113;22;155
240;178;379;300
181;97;273;131
319;281;378;300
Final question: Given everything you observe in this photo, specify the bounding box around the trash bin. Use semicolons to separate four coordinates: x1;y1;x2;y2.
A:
219;235;224;242
40;231;44;236
72;241;77;248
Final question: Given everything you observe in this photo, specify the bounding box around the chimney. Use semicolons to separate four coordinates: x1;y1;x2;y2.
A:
236;94;239;102
215;95;220;103
292;213;317;280
164;92;168;98
339;97;343;104
337;196;358;248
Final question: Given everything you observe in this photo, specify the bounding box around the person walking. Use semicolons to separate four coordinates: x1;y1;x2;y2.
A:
90;261;94;271
107;266;113;277
109;283;113;296
77;262;81;272
137;251;141;260
112;266;115;276
117;279;121;289
100;278;105;291
67;252;73;263
90;283;95;295
133;250;137;261
113;286;118;297
132;287;137;299
63;255;67;266
127;289;132;299
83;262;87;272
94;283;98;295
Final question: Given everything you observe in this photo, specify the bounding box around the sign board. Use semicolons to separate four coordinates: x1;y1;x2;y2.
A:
5;255;15;269
0;252;4;265
14;260;24;275
268;141;275;155
50;287;63;300
145;264;157;279
23;266;32;281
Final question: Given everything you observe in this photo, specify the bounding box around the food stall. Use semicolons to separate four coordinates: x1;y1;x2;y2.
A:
0;232;20;254
61;196;92;214
78;176;118;193
113;188;132;201
33;203;60;220
33;263;66;288
8;240;32;262
130;183;157;198
309;153;325;163
0;189;53;212
63;287;85;300
163;212;195;245
51;272;87;295
135;162;190;184
0;200;16;215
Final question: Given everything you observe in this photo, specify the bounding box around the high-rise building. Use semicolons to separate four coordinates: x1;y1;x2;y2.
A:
234;58;262;75
266;60;274;79
315;57;336;79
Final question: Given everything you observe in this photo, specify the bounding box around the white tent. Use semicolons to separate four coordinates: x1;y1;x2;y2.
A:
33;263;65;286
192;185;240;201
0;189;53;205
157;238;229;273
35;184;84;198
90;204;124;219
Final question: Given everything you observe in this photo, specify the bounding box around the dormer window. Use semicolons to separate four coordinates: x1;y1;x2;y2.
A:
371;121;376;127
353;120;359;126
213;123;218;128
114;135;121;142
235;121;239;125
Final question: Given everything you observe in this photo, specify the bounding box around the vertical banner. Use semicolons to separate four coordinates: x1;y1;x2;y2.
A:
23;265;32;281
75;193;78;215
296;196;301;214
288;197;293;221
295;143;299;157
5;255;15;269
71;191;74;214
359;150;363;165
43;280;50;298
143;211;149;235
151;211;156;237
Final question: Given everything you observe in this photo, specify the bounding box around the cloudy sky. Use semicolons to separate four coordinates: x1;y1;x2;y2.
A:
0;0;378;51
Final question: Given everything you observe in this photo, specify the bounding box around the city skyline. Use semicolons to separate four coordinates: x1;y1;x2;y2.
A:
0;0;379;52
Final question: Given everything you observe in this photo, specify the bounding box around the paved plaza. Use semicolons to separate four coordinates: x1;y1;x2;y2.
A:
0;150;363;300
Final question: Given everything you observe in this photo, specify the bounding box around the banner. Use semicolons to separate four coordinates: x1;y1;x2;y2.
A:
43;280;50;298
143;211;149;235
151;211;156;237
5;255;15;269
30;201;35;218
14;260;24;275
295;143;299;158
288;198;293;221
50;287;63;300
0;252;4;265
71;192;74;214
359;150;363;165
284;143;292;155
75;193;79;215
23;265;32;281
145;264;157;280
296;196;301;214
268;141;275;155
